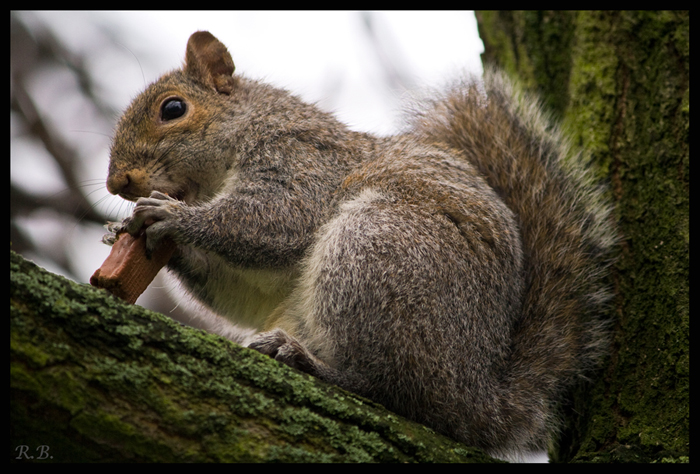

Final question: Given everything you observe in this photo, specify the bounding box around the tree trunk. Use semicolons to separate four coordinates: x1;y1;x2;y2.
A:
10;251;497;463
476;10;689;462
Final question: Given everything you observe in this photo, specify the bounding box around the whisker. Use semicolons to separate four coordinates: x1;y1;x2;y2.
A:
115;41;146;89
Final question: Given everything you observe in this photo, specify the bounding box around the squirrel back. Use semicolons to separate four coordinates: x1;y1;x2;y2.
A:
107;32;616;460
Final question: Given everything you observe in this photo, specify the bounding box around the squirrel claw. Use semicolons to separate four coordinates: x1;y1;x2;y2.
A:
248;329;320;376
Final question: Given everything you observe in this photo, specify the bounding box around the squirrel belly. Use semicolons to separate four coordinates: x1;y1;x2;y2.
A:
106;31;616;460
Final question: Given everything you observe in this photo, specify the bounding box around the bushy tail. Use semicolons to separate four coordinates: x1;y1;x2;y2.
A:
410;67;617;455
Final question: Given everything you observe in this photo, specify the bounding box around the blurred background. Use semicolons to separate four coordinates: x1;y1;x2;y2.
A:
10;11;484;322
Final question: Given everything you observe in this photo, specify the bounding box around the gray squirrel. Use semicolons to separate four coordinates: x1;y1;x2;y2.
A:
106;31;616;460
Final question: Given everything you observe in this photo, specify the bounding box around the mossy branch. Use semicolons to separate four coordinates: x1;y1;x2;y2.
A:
10;250;495;463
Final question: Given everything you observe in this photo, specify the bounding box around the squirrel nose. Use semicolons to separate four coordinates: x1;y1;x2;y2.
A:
106;172;130;196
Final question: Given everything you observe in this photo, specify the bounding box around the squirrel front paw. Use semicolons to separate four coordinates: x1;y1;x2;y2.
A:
248;329;322;376
123;191;183;253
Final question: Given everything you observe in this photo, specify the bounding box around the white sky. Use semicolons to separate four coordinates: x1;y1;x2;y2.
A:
32;11;484;133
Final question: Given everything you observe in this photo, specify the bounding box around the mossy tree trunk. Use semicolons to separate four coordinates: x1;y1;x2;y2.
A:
476;10;689;462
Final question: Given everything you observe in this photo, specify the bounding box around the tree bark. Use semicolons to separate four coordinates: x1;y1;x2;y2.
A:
10;251;496;463
476;10;689;462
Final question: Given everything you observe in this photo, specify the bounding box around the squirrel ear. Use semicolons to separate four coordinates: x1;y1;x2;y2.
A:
184;31;236;95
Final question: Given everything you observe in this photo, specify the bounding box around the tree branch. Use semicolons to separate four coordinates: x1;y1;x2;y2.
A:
10;250;496;463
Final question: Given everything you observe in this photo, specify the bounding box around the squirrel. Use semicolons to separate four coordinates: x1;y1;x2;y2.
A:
105;31;616;460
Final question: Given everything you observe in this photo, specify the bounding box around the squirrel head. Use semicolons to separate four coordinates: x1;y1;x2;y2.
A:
107;31;239;203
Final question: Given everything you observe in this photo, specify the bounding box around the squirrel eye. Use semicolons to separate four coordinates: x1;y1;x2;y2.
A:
160;98;187;121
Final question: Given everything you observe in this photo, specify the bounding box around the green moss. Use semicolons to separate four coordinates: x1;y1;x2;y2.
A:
566;12;620;169
476;11;577;119
564;11;689;462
